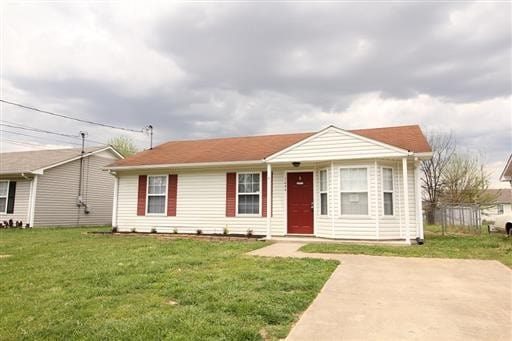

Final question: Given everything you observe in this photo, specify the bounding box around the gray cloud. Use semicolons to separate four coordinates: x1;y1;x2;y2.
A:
2;2;511;186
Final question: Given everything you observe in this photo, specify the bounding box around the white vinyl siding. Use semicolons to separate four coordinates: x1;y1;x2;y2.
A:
0;179;33;224
147;175;167;215
116;168;286;235
268;128;407;163
115;159;420;240
0;181;8;213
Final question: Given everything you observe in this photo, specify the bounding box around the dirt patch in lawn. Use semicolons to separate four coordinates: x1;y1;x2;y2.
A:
0;255;12;259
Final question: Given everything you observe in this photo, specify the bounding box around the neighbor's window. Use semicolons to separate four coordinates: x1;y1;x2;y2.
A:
383;168;394;215
147;175;167;214
320;170;328;215
0;181;8;213
238;173;260;214
340;168;368;215
497;204;504;215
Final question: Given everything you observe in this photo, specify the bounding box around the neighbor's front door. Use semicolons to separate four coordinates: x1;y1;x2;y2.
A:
287;172;314;234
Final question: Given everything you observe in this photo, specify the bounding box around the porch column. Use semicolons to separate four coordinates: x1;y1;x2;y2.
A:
414;159;424;240
266;163;272;240
402;157;411;244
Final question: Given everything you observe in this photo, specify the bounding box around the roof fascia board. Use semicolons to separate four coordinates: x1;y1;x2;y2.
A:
267;152;411;164
499;154;512;181
32;146;121;173
265;125;409;161
105;159;265;171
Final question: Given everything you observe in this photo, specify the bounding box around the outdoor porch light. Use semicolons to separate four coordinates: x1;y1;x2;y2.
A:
292;161;301;168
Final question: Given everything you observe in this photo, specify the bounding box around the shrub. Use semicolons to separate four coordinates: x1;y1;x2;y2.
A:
246;229;253;237
196;229;203;235
223;227;229;235
150;228;157;234
173;228;178;234
130;227;136;233
112;226;118;233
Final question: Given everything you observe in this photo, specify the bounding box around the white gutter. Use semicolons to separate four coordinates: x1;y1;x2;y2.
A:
106;160;265;171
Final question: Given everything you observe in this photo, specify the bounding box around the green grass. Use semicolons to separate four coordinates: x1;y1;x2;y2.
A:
301;227;512;267
0;228;338;340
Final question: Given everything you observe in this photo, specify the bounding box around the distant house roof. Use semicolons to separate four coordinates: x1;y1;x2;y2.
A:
485;189;512;203
500;154;512;182
0;146;121;176
109;124;431;168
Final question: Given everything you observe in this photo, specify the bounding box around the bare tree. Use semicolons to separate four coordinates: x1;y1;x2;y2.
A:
108;136;139;157
421;131;456;224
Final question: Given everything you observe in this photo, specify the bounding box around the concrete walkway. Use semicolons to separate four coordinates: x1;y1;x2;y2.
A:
248;243;512;341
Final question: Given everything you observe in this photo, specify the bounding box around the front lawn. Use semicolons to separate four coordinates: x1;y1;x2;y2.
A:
0;228;337;340
301;230;512;267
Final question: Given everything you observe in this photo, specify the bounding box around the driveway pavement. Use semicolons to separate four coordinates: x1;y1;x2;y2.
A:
248;243;512;341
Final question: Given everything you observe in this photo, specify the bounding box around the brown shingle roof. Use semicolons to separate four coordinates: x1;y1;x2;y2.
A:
484;189;512;203
0;146;105;175
110;125;431;168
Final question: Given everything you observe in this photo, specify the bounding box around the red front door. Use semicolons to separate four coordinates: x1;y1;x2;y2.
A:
287;172;314;234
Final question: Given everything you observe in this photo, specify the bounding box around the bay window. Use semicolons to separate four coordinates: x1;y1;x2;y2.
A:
340;168;368;215
382;168;394;215
237;173;260;215
147;175;167;214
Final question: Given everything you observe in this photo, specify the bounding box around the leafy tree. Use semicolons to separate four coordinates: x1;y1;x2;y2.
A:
108;136;138;157
440;152;496;206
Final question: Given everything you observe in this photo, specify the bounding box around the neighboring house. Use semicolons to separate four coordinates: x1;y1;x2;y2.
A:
500;154;512;188
480;189;512;222
0;146;123;227
106;125;432;243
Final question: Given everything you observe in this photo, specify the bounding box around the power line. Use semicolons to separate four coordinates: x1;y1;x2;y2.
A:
1;138;45;147
0;129;84;146
0;122;107;145
0;98;143;133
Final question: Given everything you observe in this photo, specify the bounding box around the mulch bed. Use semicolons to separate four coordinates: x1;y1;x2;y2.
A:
88;231;263;242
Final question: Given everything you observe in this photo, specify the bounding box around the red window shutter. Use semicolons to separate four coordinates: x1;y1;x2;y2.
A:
167;174;178;216
137;175;147;216
262;172;267;217
226;172;236;217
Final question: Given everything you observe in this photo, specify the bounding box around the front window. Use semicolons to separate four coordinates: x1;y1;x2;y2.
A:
147;175;167;214
320;170;328;215
497;204;504;215
238;173;260;214
340;168;368;215
383;168;394;215
0;181;8;213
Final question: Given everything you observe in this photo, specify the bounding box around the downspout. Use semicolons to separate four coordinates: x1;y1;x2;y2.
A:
111;171;119;230
28;174;38;228
266;163;272;240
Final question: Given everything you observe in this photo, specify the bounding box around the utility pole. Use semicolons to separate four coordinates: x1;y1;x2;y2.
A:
146;125;154;149
78;131;87;201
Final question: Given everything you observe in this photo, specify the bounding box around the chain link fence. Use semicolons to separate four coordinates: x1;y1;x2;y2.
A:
433;203;482;235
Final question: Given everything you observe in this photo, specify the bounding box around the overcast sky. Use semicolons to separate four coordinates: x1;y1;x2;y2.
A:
1;2;511;187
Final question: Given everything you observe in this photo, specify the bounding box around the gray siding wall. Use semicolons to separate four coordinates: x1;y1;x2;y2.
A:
33;155;115;226
0;179;31;224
